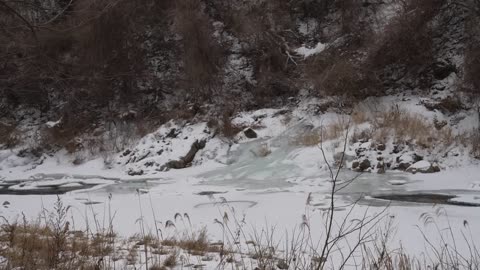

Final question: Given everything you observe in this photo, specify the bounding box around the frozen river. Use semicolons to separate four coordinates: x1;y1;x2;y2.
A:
1;130;480;267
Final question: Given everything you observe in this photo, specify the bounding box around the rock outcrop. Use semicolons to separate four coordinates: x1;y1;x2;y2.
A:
164;140;207;170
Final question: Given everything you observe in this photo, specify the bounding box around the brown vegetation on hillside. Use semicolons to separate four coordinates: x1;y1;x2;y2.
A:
1;0;479;152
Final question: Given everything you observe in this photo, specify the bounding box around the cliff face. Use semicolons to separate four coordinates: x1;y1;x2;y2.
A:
0;0;479;152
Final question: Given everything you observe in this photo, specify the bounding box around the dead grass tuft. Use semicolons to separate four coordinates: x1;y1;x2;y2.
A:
292;117;350;147
0;198;117;270
164;229;221;256
370;106;454;148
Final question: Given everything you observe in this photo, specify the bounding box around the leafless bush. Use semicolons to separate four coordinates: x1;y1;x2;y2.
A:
425;97;464;114
336;0;373;39
1;0;156;146
468;130;480;159
463;44;480;98
368;0;444;74
310;57;379;98
464;0;480;97
0;121;18;147
41;111;95;153
173;0;223;94
213;0;299;104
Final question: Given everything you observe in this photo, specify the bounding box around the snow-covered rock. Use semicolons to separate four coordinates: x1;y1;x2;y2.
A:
406;161;441;174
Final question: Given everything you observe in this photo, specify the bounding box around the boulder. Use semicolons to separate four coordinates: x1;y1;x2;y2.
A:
376;143;386;151
358;159;371;172
377;161;386;174
406;161;440;174
392;144;404;154
412;153;424;162
352;161;360;169
355;148;367;157
166;128;178;138
244;128;258;139
431;163;441;172
396;153;417;171
397;162;411;171
127;169;144;176
432;60;456;80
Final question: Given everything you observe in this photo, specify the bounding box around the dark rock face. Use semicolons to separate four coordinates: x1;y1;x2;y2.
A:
244;128;258;138
432;60;456;80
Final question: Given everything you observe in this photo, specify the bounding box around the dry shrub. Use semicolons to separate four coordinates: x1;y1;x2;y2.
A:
336;0;372;39
177;229;209;254
293;117;350;146
371;106;454;148
0;198;114;270
1;0;154;134
326;118;350;140
461;129;480;159
0;121;19;147
221;1;269;39
368;0;443;72
42;111;96;153
351;107;369;124
434;97;464;114
221;0;292;39
472;132;480;159
220;112;242;138
254;37;296;101
218;0;297;104
173;0;223;92
307;52;379;98
294;129;323;147
163;251;177;268
463;45;480;96
149;263;167;270
161;229;218;257
464;1;480;96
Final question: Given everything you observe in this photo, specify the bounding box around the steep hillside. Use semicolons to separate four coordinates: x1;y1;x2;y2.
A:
1;0;479;164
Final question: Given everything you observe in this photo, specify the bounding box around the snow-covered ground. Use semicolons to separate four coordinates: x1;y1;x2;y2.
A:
1;94;479;268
